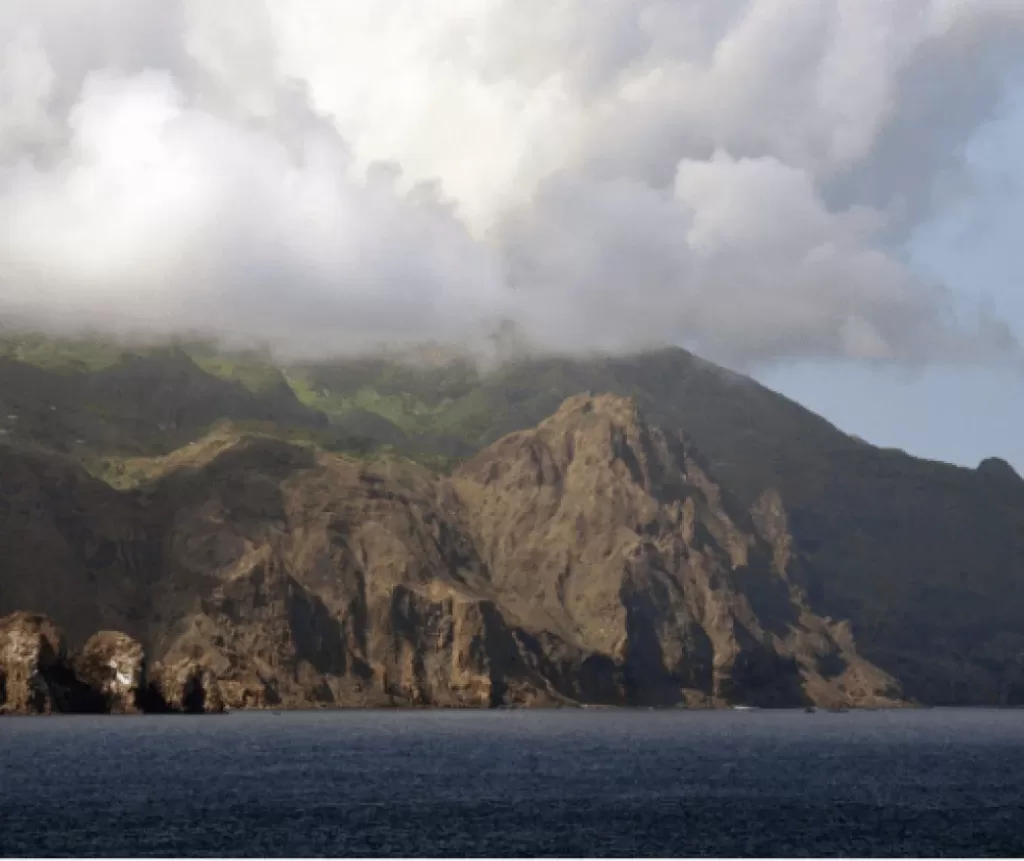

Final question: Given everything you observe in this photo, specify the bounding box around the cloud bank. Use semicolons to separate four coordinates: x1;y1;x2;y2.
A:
0;0;1022;365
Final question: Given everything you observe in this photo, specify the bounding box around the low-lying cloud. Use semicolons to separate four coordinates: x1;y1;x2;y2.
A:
0;0;1022;366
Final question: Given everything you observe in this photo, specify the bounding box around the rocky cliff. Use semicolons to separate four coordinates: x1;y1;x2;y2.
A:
0;395;902;713
4;338;1020;708
454;395;900;709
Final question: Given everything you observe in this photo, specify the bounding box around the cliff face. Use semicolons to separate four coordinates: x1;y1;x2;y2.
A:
0;395;902;712
414;350;1024;706
135;435;599;710
454;395;899;708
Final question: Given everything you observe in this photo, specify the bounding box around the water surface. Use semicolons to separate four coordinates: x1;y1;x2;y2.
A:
1;708;1022;856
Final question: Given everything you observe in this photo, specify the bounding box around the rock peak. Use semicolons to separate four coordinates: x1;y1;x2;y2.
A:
545;393;642;427
454;393;902;709
977;456;1022;485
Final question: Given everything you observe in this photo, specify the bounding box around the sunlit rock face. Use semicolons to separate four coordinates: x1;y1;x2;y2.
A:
0;612;71;714
74;631;148;714
1;615;172;715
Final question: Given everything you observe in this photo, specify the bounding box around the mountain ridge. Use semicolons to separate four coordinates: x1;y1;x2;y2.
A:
1;335;1022;709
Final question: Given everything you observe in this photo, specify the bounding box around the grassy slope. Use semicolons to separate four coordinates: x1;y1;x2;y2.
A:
0;334;456;472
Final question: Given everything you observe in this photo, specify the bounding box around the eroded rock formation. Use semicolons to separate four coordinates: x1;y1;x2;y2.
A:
73;631;148;714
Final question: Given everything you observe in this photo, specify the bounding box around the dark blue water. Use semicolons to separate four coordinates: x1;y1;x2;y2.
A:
1;709;1022;856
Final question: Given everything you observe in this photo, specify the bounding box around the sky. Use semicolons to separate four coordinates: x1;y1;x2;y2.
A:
759;85;1024;471
0;0;1021;470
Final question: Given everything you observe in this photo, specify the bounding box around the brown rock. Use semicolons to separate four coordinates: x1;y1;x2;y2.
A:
453;394;902;708
149;659;226;714
73;631;148;714
0;612;82;714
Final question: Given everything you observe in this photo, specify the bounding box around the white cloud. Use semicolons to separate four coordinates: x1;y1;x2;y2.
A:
0;68;506;354
0;0;1021;365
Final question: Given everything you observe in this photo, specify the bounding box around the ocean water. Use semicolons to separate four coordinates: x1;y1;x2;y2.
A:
1;708;1022;857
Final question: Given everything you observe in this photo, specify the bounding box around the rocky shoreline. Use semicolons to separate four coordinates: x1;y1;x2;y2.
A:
3;609;910;716
0;612;225;716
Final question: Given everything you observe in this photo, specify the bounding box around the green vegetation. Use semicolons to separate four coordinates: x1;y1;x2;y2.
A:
0;332;127;373
0;335;644;457
288;376;433;429
189;353;290;395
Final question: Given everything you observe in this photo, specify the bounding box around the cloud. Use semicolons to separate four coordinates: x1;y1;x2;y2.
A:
0;0;1022;365
0;73;507;355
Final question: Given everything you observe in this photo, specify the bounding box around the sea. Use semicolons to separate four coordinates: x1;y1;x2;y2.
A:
1;708;1022;857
